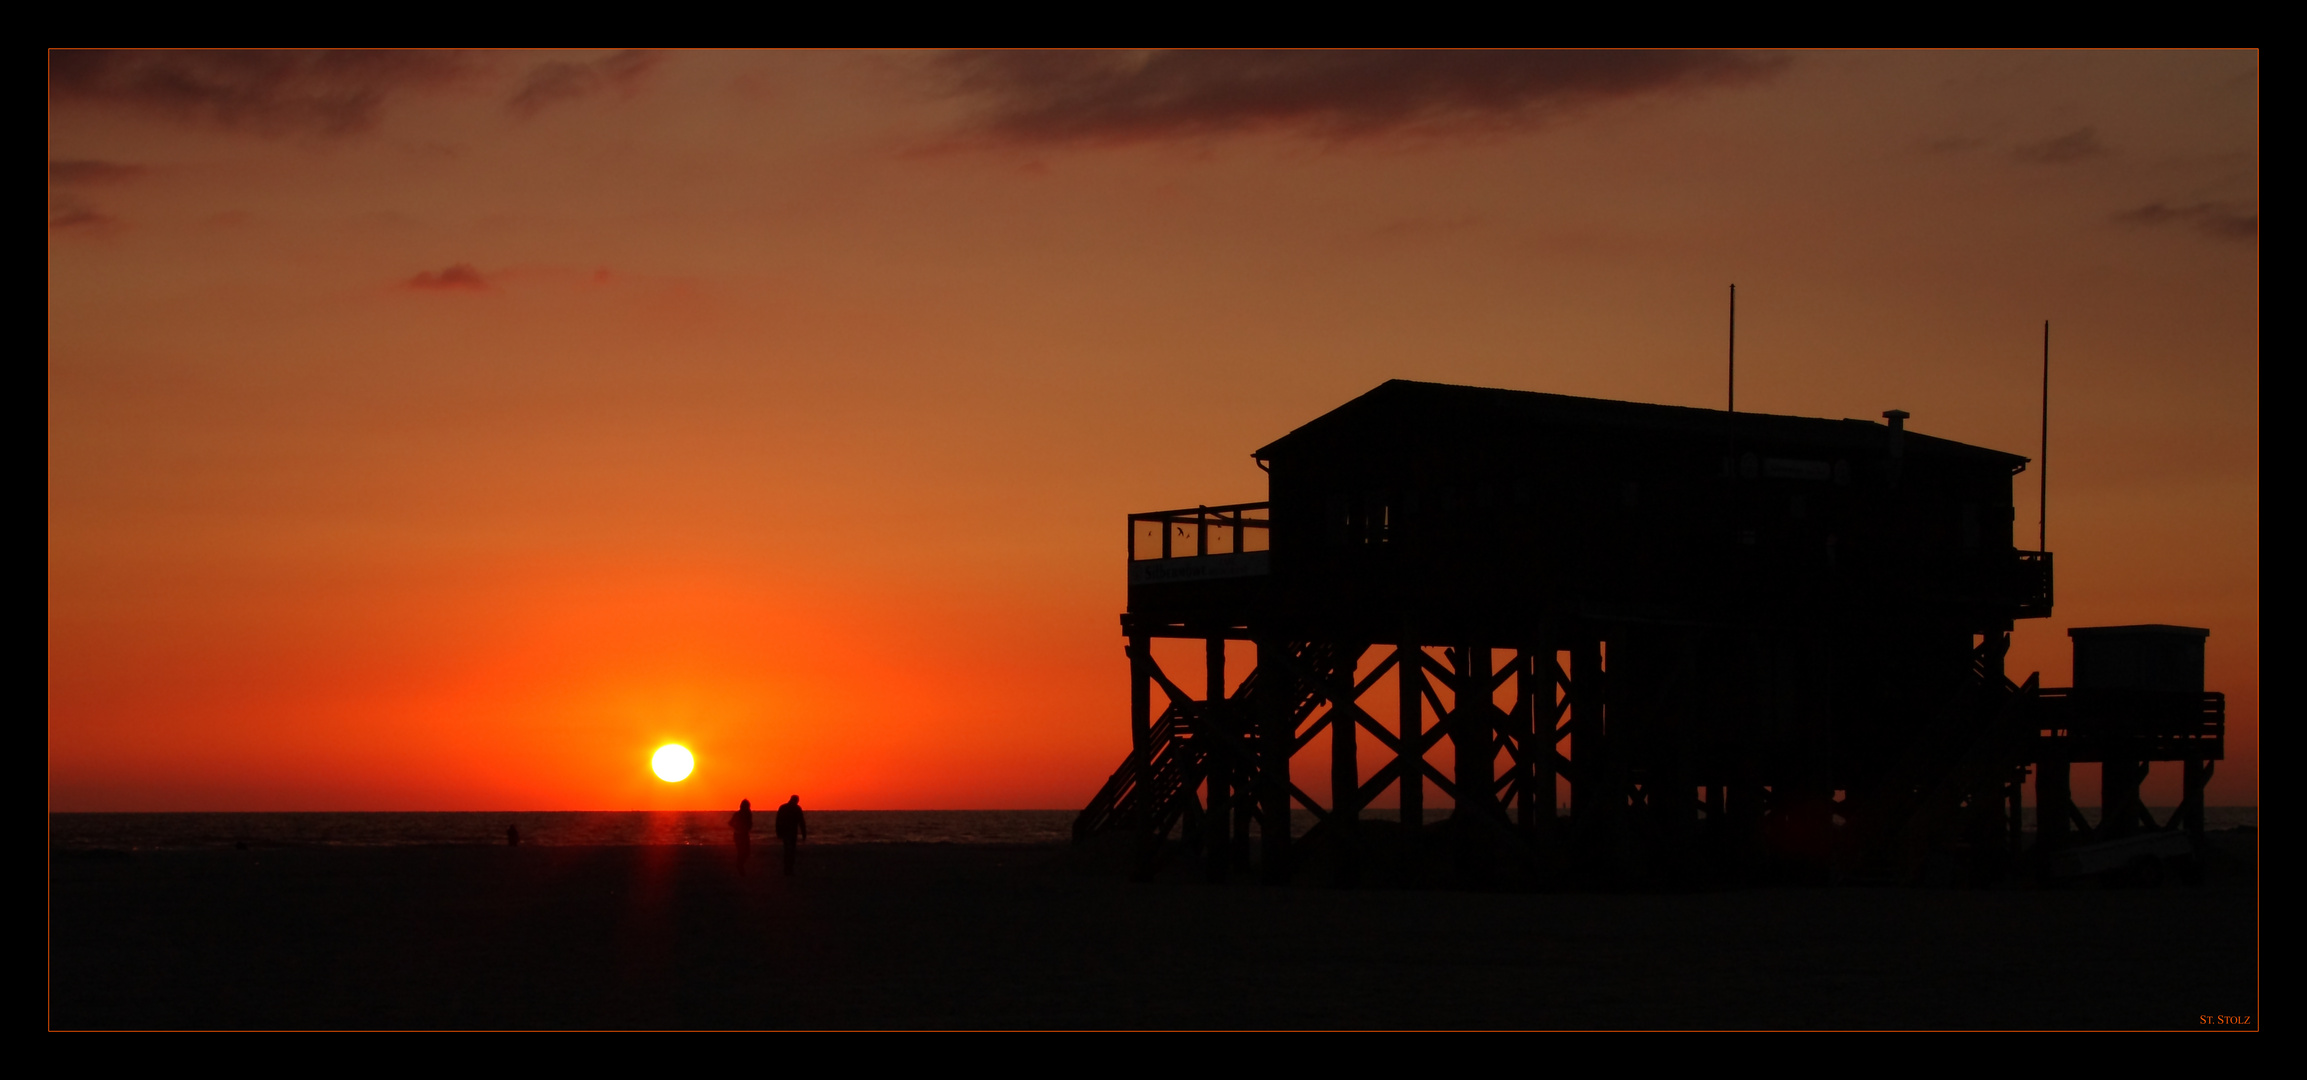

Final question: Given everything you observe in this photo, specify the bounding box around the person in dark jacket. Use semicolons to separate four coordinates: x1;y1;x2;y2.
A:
775;796;806;876
729;799;754;873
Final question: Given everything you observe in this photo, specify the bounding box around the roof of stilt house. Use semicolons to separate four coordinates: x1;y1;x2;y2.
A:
1253;380;2027;471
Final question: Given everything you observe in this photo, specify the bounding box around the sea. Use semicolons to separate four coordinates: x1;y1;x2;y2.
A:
47;806;2255;852
48;810;1081;851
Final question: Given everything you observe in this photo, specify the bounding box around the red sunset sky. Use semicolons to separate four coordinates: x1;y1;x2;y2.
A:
47;50;2258;811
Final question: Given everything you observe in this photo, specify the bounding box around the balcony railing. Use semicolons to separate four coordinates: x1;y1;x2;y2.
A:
2015;549;2053;619
2033;688;2223;762
1127;502;1270;585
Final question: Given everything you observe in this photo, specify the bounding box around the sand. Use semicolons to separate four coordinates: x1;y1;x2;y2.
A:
49;836;2257;1029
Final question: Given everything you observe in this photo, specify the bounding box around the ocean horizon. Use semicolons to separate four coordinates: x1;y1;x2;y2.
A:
49;806;2258;851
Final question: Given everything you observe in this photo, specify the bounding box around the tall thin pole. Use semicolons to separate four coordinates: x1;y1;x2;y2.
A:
2039;320;2049;552
1727;284;1737;412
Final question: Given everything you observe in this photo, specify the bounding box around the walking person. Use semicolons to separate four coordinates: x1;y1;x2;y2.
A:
729;798;754;874
775;795;807;877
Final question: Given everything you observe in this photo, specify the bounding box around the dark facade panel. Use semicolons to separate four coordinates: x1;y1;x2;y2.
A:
2070;624;2209;694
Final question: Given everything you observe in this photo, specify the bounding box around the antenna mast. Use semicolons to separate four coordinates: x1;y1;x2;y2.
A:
1727;284;1736;412
2039;320;2049;552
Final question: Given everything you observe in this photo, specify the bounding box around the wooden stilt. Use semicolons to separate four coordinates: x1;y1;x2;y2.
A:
1129;632;1152;760
1257;637;1292;884
1399;643;1424;841
2038;757;2071;851
1513;650;1538;832
1451;644;1495;817
2008;770;2026;853
1232;758;1254;872
1451;643;1496;881
1570;638;1605;863
1204;635;1230;882
1332;644;1360;884
2180;759;2211;837
1537;644;1562;848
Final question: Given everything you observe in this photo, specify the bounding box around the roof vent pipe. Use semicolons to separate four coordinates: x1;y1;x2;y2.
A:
1882;409;1909;473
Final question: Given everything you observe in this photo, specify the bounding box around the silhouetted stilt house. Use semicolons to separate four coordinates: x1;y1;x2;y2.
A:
1076;380;2223;884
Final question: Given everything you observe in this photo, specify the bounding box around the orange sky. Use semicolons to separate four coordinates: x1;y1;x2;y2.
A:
47;50;2258;810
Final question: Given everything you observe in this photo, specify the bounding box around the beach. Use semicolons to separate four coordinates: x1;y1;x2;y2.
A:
50;832;2256;1029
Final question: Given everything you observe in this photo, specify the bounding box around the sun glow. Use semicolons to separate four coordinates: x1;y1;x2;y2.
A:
651;744;694;782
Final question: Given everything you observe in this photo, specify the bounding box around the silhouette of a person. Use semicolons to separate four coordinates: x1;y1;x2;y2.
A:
729;799;754;873
506;824;520;847
775;795;806;876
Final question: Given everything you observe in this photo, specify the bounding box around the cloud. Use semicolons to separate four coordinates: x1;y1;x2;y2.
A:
933;49;1786;144
47;160;144;226
2114;200;2258;242
2014;127;2109;164
508;50;658;118
49;205;116;230
48;50;468;137
406;263;488;290
49;158;146;185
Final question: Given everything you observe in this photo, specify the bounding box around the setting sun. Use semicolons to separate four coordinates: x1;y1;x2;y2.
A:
651;744;694;783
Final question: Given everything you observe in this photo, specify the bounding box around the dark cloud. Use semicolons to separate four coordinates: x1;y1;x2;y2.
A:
934;49;1786;144
47;161;132;230
407;263;488;290
508;50;658;118
49;159;146;185
48;50;467;136
2014;127;2109;164
2115;200;2258;242
49;205;116;230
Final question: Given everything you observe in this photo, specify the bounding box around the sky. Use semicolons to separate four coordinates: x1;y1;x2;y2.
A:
47;50;2258;811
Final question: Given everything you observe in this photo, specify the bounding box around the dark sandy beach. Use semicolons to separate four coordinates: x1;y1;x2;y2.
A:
50;836;2256;1029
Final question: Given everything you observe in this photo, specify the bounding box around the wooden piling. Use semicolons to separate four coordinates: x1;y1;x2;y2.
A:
1331;644;1360;883
1399;643;1424;840
1257;637;1292;884
1204;634;1230;882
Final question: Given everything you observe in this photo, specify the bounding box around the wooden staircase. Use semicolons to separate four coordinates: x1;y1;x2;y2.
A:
1074;641;1348;852
1849;635;2040;881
